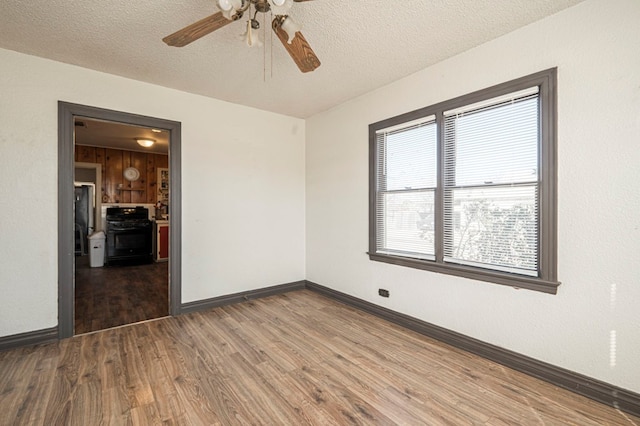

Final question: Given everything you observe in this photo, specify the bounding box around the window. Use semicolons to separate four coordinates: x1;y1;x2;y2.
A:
369;69;559;294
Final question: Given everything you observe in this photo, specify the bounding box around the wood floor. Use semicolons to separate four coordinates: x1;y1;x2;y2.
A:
74;256;169;334
1;290;638;425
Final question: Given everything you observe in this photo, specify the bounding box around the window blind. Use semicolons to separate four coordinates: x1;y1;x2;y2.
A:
443;89;540;276
375;117;437;259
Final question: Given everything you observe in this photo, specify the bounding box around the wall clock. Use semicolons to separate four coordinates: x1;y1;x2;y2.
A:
123;167;140;182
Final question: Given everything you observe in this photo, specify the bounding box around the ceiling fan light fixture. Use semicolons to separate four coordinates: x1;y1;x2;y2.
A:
280;16;301;44
136;138;155;148
270;0;293;15
217;0;234;11
218;0;243;19
244;21;263;47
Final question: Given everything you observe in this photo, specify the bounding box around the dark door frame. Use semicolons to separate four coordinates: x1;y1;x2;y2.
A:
58;101;182;338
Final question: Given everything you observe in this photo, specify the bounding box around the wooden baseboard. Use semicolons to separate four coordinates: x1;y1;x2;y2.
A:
180;280;307;314
0;326;58;352
305;280;640;418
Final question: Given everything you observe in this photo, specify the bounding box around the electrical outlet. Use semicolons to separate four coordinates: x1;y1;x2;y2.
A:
378;288;390;298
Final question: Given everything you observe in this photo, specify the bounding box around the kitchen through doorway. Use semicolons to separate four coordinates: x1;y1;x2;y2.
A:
58;102;182;339
74;119;170;334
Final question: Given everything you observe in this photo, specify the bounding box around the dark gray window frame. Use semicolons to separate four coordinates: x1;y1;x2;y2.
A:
58;101;182;338
369;68;559;294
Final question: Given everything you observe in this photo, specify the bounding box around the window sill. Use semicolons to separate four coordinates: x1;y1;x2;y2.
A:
368;253;560;295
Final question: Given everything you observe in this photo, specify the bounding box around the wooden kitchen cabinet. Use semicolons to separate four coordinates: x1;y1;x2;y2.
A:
154;220;169;262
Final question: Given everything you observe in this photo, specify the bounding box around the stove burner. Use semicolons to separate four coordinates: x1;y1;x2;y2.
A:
106;206;149;221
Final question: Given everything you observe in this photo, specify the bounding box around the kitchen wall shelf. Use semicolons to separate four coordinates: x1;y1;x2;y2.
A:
157;167;169;205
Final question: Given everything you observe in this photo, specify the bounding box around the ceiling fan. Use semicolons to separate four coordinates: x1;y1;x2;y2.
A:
163;0;320;73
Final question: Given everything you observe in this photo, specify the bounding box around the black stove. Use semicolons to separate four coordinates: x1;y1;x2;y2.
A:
106;206;150;221
105;207;152;265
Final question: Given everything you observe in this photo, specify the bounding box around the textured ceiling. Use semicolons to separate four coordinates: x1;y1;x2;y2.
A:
0;0;583;118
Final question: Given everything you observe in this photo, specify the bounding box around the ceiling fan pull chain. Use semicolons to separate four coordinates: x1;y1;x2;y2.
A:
263;11;267;82
267;10;271;81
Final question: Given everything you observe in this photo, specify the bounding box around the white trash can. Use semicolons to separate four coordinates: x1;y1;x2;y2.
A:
88;231;106;268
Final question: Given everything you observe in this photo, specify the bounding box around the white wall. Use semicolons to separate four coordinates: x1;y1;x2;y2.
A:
0;48;306;336
306;0;640;393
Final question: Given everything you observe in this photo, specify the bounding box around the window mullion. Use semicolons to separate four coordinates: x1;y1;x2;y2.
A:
434;111;445;263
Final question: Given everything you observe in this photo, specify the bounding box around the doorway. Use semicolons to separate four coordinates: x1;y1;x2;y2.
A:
58;102;182;339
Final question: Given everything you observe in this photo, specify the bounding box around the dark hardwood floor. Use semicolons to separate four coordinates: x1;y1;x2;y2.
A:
2;290;638;425
74;256;168;335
